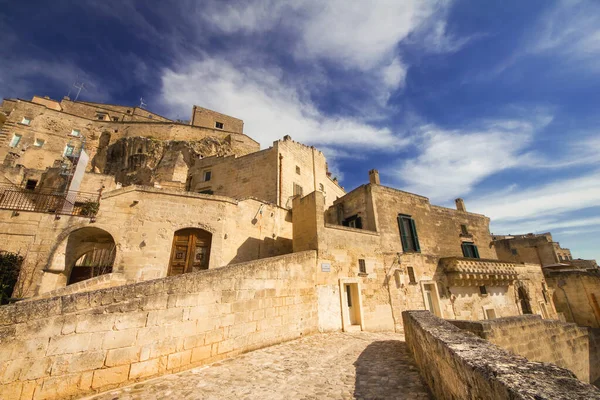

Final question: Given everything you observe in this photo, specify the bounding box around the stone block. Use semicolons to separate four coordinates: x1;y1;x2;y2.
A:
129;358;160;380
166;350;192;370
103;329;137;349
91;365;129;389
51;351;105;375
105;346;140;367
146;308;183;326
47;333;92;355
183;333;205;350
114;312;148;330
191;345;212;363
75;313;116;333
204;329;224;345
0;382;22;400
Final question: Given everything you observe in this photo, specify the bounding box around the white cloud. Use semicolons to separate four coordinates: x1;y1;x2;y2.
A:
388;117;550;201
527;0;600;69
469;170;600;222
193;0;462;100
160;59;404;150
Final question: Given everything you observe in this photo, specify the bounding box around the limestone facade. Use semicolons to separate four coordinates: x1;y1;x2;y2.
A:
493;232;586;265
0;96;559;331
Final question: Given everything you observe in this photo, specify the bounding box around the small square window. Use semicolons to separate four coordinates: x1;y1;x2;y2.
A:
462;242;480;259
112;117;119;122
479;285;487;295
358;259;366;274
215;122;224;129
511;248;518;255
71;129;80;137
460;224;469;235
204;171;212;182
406;266;417;284
64;144;75;157
21;117;31;125
9;134;22;148
25;179;37;190
34;138;45;147
296;166;301;175
293;183;303;197
127;110;131;114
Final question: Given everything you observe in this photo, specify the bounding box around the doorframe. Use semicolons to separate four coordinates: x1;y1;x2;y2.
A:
420;280;443;318
339;278;364;332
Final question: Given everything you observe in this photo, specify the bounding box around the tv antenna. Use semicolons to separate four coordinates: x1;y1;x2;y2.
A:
139;97;147;109
67;80;87;101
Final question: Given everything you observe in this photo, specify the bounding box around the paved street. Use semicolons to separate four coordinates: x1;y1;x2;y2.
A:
85;332;432;400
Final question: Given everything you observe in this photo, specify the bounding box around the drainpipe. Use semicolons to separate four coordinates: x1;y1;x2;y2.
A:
278;154;283;207
311;147;317;192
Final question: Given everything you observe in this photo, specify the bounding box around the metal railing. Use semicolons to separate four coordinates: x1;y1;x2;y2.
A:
0;183;100;217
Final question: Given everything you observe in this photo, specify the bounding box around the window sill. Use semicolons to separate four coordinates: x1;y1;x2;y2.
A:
480;294;488;297
358;272;368;277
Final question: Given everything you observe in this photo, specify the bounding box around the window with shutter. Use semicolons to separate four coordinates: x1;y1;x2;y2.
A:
397;214;420;252
461;242;480;258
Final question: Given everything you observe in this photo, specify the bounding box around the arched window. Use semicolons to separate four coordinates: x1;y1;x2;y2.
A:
66;227;116;285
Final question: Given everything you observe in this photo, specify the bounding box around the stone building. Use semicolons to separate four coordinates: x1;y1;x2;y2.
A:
493;232;583;265
3;95;600;400
0;95;555;327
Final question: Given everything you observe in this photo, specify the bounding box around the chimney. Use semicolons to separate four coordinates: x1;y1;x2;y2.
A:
455;198;466;212
368;169;380;185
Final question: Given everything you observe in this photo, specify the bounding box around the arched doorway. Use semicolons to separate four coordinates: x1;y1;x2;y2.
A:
518;286;532;314
66;227;116;285
168;228;211;276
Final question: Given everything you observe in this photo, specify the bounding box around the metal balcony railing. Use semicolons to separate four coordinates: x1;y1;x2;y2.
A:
0;183;100;217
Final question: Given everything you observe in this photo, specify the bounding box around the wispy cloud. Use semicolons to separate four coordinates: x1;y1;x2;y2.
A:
469;170;600;223
386;115;552;201
160;58;406;150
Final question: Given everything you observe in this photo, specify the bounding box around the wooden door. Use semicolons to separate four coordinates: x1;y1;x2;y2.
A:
168;229;211;276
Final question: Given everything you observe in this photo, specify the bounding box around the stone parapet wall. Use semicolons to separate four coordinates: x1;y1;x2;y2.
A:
0;251;318;400
25;273;128;301
450;315;591;382
403;310;600;400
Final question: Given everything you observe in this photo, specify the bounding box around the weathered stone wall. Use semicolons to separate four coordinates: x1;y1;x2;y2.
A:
0;251;318;400
0;187;293;297
494;234;561;265
403;310;600;400
187;138;345;209
60;99;172;123
546;270;600;328
188;149;278;201
190;106;244;133
0;99;259;180
450;315;591;382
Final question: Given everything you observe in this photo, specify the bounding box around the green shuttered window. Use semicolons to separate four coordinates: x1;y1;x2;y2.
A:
462;242;480;258
397;214;420;252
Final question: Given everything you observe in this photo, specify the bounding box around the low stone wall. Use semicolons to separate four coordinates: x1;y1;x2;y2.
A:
403;310;600;400
450;315;591;382
26;273;128;301
0;251;318;400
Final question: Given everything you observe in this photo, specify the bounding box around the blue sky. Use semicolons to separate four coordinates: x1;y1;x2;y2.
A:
1;0;599;260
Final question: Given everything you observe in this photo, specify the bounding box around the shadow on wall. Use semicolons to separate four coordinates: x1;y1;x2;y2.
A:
591;328;600;388
229;236;293;265
353;340;432;399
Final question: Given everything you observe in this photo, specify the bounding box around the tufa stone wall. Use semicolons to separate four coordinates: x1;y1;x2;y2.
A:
545;270;600;328
403;310;600;400
450;315;592;383
190;106;244;134
0;251;318;400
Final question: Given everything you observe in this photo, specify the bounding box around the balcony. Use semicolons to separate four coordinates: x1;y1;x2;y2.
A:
0;184;99;218
440;257;518;286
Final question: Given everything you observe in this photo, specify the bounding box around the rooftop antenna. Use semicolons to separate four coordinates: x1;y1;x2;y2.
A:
139;97;147;109
67;80;87;101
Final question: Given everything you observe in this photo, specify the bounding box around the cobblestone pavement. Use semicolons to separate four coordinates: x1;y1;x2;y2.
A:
86;332;432;400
